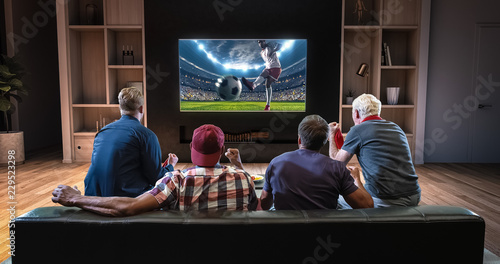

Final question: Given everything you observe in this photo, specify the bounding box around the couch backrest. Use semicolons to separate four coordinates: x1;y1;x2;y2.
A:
11;205;485;264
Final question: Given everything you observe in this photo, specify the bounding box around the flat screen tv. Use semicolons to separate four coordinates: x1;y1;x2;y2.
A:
179;39;307;112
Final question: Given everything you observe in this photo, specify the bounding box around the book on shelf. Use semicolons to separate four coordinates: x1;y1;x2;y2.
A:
386;45;392;66
382;43;386;65
383;42;392;66
381;46;386;66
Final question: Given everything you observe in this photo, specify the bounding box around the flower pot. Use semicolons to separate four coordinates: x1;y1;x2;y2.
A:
387;87;400;105
346;97;354;105
0;131;25;165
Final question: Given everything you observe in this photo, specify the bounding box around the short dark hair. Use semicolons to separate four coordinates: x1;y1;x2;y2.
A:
298;115;329;151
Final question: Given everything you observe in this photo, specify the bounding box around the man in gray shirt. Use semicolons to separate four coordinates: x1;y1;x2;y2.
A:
329;94;421;208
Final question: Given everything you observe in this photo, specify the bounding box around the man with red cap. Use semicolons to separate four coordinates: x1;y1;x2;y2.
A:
51;125;258;216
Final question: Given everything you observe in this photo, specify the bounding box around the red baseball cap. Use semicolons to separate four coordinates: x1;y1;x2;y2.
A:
190;124;225;166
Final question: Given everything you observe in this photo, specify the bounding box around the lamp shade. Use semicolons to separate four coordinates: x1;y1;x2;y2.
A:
356;63;369;77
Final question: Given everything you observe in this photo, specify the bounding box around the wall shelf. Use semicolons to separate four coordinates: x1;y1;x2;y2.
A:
73;104;119;108
381;65;416;70
58;0;145;162
68;25;106;31
344;25;380;31
106;25;143;30
381;105;415;109
74;132;98;136
340;0;422;159
381;26;419;30
108;65;143;69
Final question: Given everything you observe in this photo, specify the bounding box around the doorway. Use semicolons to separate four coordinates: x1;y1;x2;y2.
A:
470;24;500;162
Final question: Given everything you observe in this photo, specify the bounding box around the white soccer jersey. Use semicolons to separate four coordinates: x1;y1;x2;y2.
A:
261;42;281;69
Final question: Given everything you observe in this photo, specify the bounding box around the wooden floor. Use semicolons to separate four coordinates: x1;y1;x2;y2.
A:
0;150;499;262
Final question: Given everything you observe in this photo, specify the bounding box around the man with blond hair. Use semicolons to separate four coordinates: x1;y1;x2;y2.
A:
329;94;421;208
84;88;177;198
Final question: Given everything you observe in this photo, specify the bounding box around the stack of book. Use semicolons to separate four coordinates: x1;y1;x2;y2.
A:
382;42;392;66
223;131;270;143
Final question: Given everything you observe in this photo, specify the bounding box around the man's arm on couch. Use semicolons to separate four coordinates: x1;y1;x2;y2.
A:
52;185;160;217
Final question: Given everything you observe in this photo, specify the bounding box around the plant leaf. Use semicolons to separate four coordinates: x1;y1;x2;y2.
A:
8;78;23;89
0;97;12;112
0;65;15;79
0;84;11;92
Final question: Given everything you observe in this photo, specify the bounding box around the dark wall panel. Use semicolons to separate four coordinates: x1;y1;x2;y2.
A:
145;0;342;162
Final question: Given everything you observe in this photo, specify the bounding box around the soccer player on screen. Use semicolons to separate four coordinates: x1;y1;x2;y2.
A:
241;40;282;111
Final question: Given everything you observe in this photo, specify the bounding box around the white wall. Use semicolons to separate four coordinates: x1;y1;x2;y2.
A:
424;0;500;162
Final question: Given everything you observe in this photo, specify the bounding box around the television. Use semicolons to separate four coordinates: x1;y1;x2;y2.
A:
179;39;307;112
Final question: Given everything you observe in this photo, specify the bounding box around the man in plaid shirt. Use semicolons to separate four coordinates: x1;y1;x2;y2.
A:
51;125;258;215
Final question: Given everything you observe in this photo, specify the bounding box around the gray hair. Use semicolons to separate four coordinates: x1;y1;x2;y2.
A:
298;115;329;151
352;93;381;119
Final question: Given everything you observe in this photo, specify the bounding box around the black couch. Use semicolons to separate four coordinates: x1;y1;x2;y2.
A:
11;205;484;264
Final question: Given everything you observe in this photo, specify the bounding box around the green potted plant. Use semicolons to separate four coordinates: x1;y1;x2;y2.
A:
0;54;28;165
345;88;355;105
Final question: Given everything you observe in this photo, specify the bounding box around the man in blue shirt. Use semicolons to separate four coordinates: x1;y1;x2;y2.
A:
260;115;373;210
84;88;177;197
329;94;421;207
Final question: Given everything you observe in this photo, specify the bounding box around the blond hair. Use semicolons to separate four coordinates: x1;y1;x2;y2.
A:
352;93;381;119
118;88;144;114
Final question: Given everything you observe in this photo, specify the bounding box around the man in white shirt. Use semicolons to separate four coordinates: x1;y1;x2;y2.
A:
241;40;282;111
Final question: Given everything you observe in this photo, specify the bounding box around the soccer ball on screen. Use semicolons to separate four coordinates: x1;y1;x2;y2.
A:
215;75;242;101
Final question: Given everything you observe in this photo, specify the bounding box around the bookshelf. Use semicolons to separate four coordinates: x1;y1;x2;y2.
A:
57;0;145;162
340;0;422;160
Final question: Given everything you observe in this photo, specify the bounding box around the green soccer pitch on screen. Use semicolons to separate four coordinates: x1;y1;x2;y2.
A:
179;39;307;112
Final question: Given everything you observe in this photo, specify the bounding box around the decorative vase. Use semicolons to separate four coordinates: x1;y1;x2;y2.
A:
346;97;354;105
0;131;25;165
86;4;98;25
387;87;400;105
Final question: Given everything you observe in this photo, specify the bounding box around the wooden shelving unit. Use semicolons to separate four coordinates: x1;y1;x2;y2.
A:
57;0;145;162
340;0;422;160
